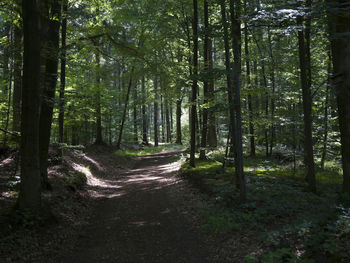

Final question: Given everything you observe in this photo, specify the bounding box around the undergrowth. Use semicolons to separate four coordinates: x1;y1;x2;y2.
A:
180;155;350;262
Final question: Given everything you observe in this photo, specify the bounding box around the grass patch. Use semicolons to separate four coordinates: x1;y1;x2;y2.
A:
115;144;185;159
63;171;87;190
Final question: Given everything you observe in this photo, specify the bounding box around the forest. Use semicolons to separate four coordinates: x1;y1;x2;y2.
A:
0;0;350;262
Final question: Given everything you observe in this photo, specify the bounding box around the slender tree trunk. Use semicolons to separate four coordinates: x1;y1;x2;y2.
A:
141;76;148;145
176;99;182;144
297;12;316;192
207;39;217;148
58;0;67;146
230;0;246;201
94;45;103;144
133;82;138;144
220;0;236;169
161;95;165;143
189;0;198;167
245;21;255;156
116;71;134;150
39;0;61;190
165;100;171;143
19;0;42;211
154;76;159;147
327;0;350;193
321;52;332;170
200;0;210;160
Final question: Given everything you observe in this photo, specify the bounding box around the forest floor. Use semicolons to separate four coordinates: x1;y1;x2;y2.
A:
0;145;245;263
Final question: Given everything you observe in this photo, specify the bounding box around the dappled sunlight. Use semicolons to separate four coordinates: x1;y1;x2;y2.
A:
82;155;104;171
0;157;13;168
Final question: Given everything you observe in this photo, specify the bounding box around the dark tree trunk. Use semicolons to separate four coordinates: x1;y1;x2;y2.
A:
58;0;67;146
207;39;218;148
154;76;159;147
220;0;236;170
230;0;246;201
297;12;316;192
19;0;42;211
12;24;22;133
39;0;61;190
327;0;350;193
141;76;149;145
176;99;182;144
321;51;332;169
94;45;103;144
133;82;138;144
165;100;171;143
161;95;165;143
200;0;210;160
245;21;255;156
190;0;198;167
116;72;133;150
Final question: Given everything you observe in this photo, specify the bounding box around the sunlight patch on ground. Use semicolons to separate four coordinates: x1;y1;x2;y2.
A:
72;162;119;189
82;155;104;171
0;157;13;167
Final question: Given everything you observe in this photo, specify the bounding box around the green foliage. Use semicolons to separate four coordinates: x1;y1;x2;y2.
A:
181;153;350;262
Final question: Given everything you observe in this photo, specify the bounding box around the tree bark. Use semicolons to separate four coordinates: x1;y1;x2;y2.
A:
327;0;350;193
133;82;138;144
176;99;182;144
207;39;218;148
230;0;246;201
94;44;103;144
58;0;67;146
189;0;198;167
200;0;210;160
297;12;316;192
39;0;61;190
154;76;159;147
141;76;149;145
245;20;255;157
19;0;42;211
116;71;134;150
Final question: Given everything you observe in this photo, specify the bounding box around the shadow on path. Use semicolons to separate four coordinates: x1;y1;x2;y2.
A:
60;150;212;263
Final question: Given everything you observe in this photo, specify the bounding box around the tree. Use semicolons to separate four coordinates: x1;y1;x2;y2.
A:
189;0;198;167
327;0;350;193
18;0;42;211
297;1;316;192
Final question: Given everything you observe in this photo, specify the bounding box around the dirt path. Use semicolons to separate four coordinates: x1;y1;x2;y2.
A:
59;150;213;263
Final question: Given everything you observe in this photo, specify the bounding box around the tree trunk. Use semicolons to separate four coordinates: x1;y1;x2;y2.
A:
176;99;182;144
58;0;67;146
133;82;138;144
141;76;148;145
297;12;316;192
245;21;255;157
154;76;159;147
116;71;133;150
94;45;103;144
327;0;350;193
19;0;42;211
165;100;171;143
190;0;198;167
230;0;246;201
207;39;218;148
200;0;210;160
161;95;165;143
321;51;331;170
39;0;61;190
